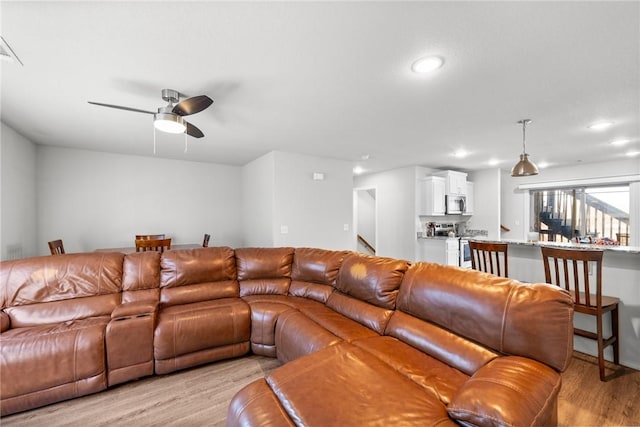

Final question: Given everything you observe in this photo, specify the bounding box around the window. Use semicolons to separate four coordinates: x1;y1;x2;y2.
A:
530;185;630;245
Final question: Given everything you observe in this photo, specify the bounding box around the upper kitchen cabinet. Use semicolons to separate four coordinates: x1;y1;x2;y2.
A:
436;170;468;195
465;181;474;215
420;176;446;216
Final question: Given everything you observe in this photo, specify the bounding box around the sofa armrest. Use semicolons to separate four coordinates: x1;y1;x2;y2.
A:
1;311;10;332
107;299;158;386
111;299;158;320
447;356;561;427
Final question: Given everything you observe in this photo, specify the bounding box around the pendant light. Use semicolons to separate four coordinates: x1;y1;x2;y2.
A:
511;119;539;177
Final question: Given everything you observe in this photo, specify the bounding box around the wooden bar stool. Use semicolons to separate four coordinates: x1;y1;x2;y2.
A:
469;241;508;277
202;233;211;247
541;246;619;381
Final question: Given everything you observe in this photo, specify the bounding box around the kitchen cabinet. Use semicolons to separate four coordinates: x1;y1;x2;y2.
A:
417;237;459;266
420;176;446;216
465;181;474;215
437;170;468;195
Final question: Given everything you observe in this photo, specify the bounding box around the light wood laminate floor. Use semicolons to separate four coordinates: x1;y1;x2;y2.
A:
2;352;639;426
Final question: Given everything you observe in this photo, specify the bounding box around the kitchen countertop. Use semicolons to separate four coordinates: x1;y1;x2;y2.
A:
474;238;640;254
417;235;640;254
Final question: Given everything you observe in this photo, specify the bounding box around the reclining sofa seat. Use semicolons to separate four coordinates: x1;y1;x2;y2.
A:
0;253;132;415
228;258;574;427
153;247;250;374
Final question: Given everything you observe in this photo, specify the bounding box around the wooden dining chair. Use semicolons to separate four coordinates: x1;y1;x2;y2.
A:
202;233;211;247
48;239;65;255
135;238;172;253
135;234;165;240
541;246;619;381
469;241;508;277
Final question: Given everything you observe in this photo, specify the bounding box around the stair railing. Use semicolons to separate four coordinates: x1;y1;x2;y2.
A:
357;234;376;255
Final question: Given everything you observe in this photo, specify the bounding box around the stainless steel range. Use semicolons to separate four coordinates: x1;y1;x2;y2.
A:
433;222;455;237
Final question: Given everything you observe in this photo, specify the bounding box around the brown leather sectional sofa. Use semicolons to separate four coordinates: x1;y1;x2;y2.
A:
0;247;574;426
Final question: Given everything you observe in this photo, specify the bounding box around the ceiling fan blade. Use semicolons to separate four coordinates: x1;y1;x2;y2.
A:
172;95;213;116
88;101;155;115
185;121;205;138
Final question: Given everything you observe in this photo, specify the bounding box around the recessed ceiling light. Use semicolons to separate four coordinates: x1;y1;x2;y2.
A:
537;161;550;169
588;121;614;131
488;158;501;166
625;150;640;157
411;56;444;74
610;139;630;146
353;166;365;175
452;149;468;158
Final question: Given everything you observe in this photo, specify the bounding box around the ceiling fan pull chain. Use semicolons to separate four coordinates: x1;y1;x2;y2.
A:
184;132;188;153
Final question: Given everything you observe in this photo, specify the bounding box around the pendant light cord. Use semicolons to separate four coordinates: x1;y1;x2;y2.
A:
522;120;527;154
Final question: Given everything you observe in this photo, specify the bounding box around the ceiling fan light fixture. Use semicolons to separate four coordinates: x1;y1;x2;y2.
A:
154;112;186;134
411;56;444;74
511;119;539;177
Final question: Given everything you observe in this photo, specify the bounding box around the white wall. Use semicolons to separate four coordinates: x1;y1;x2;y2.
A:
242;152;276;247
36;146;244;254
271;151;353;250
355;166;421;261
501;159;640;241
467;168;501;240
1;122;37;260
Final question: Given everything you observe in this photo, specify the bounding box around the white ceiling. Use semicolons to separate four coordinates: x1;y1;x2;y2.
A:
1;1;639;175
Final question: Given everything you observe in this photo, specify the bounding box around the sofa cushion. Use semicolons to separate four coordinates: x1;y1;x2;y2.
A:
352;335;469;406
0;317;109;400
123;251;161;292
161;247;237;286
159;247;238;307
154;298;250;361
289;248;349;303
385;311;499;376
236;247;295;296
274;310;342;363
335;253;408;310
0;252;123;310
298;302;379;342
122;251;161;304
325;291;394;335
236;247;294;281
265;342;457;426
448;356;561;427
397;262;574;372
5;294;121;328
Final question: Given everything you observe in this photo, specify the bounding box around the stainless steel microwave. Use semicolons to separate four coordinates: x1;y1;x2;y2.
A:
445;195;466;214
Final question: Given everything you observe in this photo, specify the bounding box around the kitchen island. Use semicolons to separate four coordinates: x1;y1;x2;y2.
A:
472;238;640;371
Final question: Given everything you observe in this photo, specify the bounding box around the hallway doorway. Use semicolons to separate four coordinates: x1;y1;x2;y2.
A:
354;187;377;255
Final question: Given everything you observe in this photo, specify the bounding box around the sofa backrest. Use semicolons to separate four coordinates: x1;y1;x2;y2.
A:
0;253;124;327
327;253;409;335
390;262;574;373
122;251;161;304
235;247;294;297
289;248;350;303
159;247;238;307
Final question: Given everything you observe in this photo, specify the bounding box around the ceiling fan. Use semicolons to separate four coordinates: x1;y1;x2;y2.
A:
88;89;213;138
